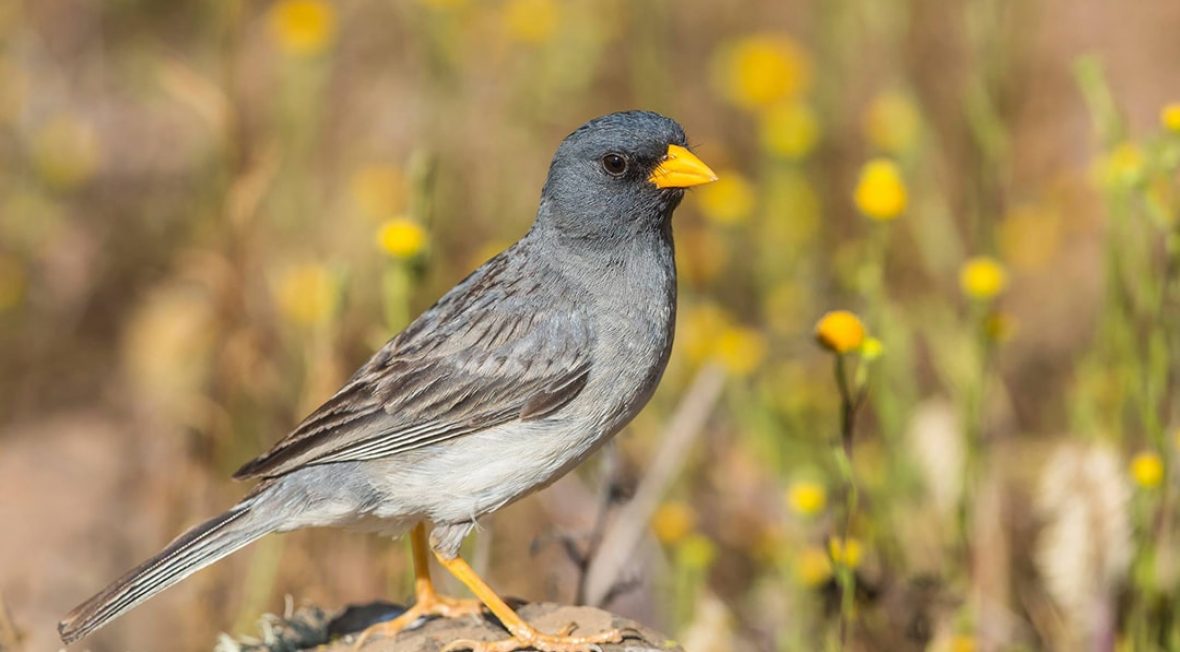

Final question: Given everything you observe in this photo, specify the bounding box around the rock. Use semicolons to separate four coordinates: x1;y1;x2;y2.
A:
216;602;681;652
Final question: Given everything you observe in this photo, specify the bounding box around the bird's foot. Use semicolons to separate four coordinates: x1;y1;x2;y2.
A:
352;594;484;648
442;623;643;652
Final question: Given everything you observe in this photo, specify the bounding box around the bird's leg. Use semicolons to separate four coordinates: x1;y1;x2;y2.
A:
353;523;483;646
433;550;641;652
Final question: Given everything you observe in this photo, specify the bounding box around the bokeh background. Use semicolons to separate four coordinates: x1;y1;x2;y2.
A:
2;0;1180;650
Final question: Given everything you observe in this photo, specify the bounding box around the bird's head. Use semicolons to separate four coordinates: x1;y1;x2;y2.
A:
536;111;717;243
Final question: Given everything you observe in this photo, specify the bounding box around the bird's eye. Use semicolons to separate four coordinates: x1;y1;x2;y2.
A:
600;153;628;176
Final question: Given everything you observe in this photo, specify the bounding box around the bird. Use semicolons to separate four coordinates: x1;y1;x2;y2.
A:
58;110;717;652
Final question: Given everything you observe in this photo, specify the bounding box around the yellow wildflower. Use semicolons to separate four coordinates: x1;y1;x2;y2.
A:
31;114;99;189
652;501;697;545
863;92;920;154
350;164;404;220
793;545;832;586
713;325;766;376
680;302;730;365
814;310;866;354
376;217;427;259
0;255;25;312
860;336;884;361
1161;102;1180;133
760;102;820;159
827;536;863;569
786;480;826;516
949;634;977;652
696;173;755;225
1130;451;1164;489
502;0;559;44
677;534;717;570
959;256;1008;300
269;0;337;57
1100;141;1144;188
715;35;812;110
276;263;337;326
853;158;907;220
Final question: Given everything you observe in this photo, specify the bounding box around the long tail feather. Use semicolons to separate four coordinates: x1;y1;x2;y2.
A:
58;502;274;643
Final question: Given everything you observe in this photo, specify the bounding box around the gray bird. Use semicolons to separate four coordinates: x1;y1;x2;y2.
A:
59;110;717;652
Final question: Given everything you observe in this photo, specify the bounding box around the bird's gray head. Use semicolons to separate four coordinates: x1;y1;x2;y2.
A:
535;111;717;244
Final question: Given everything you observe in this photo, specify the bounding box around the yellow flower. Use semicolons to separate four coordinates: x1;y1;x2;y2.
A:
853;158;907;220
760;102;820;159
827;536;863;569
276;264;337;326
1161;102;1180;133
502;0;559;44
696;173;755;225
793;545;832;586
949;634;977;652
713;325;766;376
350;164;404;220
652;501;697;545
677;534;717;570
680;302;730;365
1130;451;1164;489
376;217;427;259
859;337;884;361
786;480;826;516
814;310;866;354
269;0;337;57
959;256;1008;300
1100;141;1144;188
863;92;920;154
715;35;812;110
31;114;99;189
0;254;26;312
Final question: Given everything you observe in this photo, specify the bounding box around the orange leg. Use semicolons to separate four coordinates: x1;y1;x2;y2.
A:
354;523;483;647
433;550;639;652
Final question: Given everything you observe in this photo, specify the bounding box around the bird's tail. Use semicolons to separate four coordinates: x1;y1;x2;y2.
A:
58;497;276;644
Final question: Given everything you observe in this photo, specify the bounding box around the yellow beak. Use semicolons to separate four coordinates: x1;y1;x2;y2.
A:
648;144;719;189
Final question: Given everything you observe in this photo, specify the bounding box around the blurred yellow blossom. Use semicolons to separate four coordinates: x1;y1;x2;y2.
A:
786;480;826;516
714;35;811;110
794;545;832;586
350;164;404;220
652;501;697;545
276;263;338;326
678;534;718;570
853;158;907;220
31;114;99;189
1099;141;1145;188
0;255;25;312
1130;451;1164;489
860;336;884;361
949;635;977;652
863;92;920;154
713;325;766;376
827;536;863;569
1161;102;1180;133
814;310;866;354
697;173;755;225
269;0;337;57
959;256;1008;300
376;217;427;259
998;204;1062;271
680;302;730;365
502;0;559;44
760;102;820;159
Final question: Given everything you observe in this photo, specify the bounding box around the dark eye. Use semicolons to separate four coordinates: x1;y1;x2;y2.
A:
600;153;628;176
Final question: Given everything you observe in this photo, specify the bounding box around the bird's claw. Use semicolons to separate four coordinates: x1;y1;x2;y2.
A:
352;595;483;649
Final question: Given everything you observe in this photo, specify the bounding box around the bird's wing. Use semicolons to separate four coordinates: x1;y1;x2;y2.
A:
233;255;592;480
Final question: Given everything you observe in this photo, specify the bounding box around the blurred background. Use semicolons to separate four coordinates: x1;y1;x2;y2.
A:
1;0;1179;650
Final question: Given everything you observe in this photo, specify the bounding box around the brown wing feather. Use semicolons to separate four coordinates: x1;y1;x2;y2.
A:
234;252;592;480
